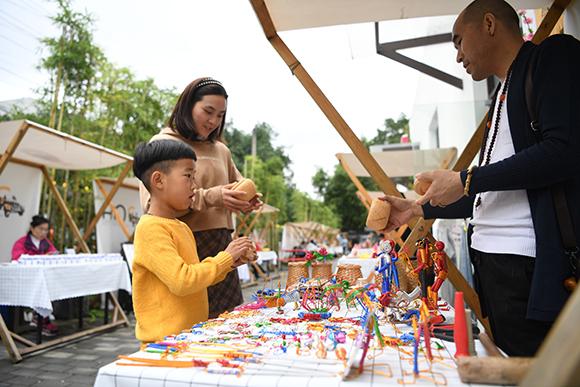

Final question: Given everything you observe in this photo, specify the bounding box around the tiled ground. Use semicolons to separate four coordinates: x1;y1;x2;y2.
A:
0;273;278;386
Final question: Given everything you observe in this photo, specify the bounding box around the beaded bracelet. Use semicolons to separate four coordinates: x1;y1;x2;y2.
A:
463;166;476;197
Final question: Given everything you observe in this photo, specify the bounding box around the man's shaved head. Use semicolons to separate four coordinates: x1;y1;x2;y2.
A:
462;0;521;35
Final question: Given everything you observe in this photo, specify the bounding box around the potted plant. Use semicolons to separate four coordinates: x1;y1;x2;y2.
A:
305;247;333;281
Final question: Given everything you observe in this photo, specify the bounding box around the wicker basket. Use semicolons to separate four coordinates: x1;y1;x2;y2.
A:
335;263;363;286
311;261;333;281
286;261;309;289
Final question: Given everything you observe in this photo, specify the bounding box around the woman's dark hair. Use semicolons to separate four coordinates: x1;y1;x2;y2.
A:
167;78;228;142
28;215;49;234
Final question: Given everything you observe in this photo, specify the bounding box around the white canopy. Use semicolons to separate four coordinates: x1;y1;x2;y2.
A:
1;120;132;170
337;147;457;178
264;0;552;31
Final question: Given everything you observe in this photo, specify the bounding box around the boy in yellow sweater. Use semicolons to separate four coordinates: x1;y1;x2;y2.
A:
132;139;253;343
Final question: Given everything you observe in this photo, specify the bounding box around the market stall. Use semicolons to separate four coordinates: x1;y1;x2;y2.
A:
0;119;133;362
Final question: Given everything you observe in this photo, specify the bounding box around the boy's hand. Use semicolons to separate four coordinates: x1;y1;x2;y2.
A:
225;237;255;267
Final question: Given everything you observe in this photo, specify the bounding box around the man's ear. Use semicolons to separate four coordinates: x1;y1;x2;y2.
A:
484;12;496;36
150;170;164;190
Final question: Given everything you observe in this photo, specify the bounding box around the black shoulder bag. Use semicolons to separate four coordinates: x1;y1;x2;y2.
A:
525;54;579;291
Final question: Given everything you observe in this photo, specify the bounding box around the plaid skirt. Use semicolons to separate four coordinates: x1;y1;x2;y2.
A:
194;229;243;318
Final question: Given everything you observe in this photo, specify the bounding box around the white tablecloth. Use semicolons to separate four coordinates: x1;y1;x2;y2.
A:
337;257;380;279
0;254;131;317
94;302;487;387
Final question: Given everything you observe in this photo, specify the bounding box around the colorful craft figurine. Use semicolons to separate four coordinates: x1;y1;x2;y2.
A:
428;241;448;309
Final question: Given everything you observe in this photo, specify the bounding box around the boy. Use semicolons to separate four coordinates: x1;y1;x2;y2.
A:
132;140;253;343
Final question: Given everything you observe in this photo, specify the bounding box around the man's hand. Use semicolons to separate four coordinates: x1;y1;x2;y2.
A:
414;170;463;207
380;195;424;232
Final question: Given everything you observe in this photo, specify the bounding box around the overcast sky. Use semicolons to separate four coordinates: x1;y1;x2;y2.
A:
0;0;460;196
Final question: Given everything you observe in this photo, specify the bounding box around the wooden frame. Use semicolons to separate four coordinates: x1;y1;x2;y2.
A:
0;120;133;362
249;0;570;339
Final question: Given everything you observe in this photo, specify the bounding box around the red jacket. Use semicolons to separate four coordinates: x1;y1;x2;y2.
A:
11;234;58;261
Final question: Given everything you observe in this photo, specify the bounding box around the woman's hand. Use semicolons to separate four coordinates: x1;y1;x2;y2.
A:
225;237;255;267
414;170;463;207
380;195;424;232
243;194;263;213
221;186;253;212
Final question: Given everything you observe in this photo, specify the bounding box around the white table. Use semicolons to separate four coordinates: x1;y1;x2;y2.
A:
0;254;131;317
0;254;131;362
337;257;380;279
238;251;279;282
95;301;488;387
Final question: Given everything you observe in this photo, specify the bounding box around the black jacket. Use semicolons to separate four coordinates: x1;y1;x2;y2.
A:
424;35;580;321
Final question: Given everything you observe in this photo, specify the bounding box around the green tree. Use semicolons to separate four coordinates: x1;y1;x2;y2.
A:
362;114;410;147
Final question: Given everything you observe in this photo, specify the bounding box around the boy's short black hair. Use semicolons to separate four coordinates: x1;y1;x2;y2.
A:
133;140;197;191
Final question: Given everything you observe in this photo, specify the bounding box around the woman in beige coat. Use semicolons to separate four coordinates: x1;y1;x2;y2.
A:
140;77;259;317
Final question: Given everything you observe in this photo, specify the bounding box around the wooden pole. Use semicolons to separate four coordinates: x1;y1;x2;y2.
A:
0;121;29;176
0;314;22;362
336;154;373;204
42;166;90;253
82;161;132;244
94;179;131;240
520;288;580;387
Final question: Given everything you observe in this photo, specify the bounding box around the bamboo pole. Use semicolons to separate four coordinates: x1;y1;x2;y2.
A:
42;166;90;253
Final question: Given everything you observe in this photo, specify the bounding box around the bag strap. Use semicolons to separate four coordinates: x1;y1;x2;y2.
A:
525;51;579;279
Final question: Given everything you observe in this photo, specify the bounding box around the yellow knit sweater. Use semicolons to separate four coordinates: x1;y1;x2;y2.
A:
132;215;233;343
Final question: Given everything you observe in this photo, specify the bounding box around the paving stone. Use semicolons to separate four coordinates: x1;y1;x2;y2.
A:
40;363;71;373
64;374;95;384
69;367;96;376
1;376;39;386
36;373;68;381
72;354;99;361
39;351;74;359
8;368;42;377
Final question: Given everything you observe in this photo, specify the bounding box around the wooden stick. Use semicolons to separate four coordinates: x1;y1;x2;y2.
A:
0;313;22;362
82;161;132;244
478;332;504;357
457;357;533;385
0;120;29;176
520;287;580;387
94;179;131;240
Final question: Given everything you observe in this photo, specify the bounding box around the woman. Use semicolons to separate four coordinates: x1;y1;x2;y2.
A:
140;77;260;318
11;215;58;260
10;215;59;336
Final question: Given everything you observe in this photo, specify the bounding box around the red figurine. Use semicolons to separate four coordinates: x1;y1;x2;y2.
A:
429;241;448;307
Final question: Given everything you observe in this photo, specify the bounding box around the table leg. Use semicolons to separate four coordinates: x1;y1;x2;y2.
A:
103;294;109;325
36;313;42;345
78;297;83;329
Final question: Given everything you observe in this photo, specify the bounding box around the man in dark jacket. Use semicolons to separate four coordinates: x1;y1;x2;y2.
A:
382;0;580;356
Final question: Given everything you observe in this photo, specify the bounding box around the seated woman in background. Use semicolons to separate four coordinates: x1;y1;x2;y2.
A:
10;215;59;336
11;215;58;260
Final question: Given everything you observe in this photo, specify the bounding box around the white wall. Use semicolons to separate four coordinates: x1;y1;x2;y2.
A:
407;16;488;157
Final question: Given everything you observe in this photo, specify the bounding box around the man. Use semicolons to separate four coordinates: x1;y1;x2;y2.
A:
382;0;580;356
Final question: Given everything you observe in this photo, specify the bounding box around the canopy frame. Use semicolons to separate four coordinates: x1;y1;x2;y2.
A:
0;120;132;362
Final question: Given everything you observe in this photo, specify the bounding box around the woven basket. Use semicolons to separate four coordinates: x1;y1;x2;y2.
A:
335;263;363;286
311;261;333;281
286;261;309;289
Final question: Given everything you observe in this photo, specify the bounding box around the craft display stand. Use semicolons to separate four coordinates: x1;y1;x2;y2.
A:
249;0;577;382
